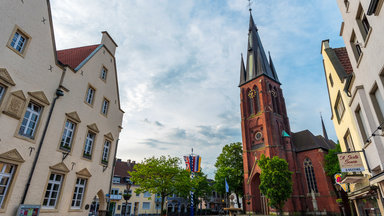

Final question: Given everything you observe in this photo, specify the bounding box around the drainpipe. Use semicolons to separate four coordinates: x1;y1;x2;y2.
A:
107;138;120;211
21;68;66;205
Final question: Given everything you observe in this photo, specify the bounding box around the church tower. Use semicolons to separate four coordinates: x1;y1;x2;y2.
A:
239;12;302;214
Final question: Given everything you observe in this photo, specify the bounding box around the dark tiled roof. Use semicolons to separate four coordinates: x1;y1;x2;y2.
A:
292;130;336;152
114;159;136;178
333;47;353;75
57;44;100;70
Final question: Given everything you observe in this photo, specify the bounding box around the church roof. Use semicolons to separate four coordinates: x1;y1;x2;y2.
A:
57;44;101;70
291;130;336;152
239;13;280;87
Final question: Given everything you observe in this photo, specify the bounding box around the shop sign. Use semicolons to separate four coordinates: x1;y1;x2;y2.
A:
337;152;365;172
17;205;40;216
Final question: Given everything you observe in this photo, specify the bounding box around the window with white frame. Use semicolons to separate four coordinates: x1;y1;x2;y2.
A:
111;188;119;195
101;98;109;115
144;191;151;198
112;177;120;184
142;202;150;210
0;84;5;103
85;86;95;105
60;120;76;151
344;130;355;152
10;31;28;53
304;158;318;193
83;131;95;158
71;178;87;209
100;67;108;81
356;4;371;41
19;102;42;139
102;140;111;164
0;162;16;208
42;173;63;209
350;31;362;62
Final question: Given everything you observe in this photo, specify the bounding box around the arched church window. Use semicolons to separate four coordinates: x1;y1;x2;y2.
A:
273;87;281;114
247;89;254;116
304;158;318;193
269;85;277;113
253;86;260;113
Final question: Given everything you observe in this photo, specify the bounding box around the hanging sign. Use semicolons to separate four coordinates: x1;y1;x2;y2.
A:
334;173;348;192
337;152;365;172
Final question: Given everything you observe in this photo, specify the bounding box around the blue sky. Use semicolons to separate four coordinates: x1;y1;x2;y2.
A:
51;0;346;178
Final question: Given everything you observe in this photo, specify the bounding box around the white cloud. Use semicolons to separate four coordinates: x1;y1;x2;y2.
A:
51;0;344;178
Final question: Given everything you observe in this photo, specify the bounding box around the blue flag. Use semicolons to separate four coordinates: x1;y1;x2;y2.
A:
225;178;229;193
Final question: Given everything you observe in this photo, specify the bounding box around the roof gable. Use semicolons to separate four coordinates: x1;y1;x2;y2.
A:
57;44;100;70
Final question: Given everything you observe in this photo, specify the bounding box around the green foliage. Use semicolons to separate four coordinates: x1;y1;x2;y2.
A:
258;154;292;215
214;142;244;208
184;172;213;208
129;155;191;215
324;142;341;177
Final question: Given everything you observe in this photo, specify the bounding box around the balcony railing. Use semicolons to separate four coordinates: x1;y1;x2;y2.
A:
110;194;122;200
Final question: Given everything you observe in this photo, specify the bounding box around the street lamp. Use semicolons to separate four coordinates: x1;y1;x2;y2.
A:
123;180;132;216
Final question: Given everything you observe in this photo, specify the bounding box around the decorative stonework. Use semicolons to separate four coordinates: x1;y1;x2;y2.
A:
0;68;16;86
104;132;114;141
66;111;81;123
49;162;70;173
28;91;50;105
2;90;26;119
76;168;92;178
0;149;25;163
87;123;99;133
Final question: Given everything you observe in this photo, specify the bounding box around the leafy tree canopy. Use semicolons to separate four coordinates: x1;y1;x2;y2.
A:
324;142;341;178
258;154;292;215
214;142;244;208
129;155;191;214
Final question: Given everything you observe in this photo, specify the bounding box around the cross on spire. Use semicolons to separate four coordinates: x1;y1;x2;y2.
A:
248;0;252;12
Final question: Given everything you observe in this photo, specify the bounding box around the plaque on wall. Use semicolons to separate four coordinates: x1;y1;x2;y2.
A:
17;204;40;216
2;90;26;119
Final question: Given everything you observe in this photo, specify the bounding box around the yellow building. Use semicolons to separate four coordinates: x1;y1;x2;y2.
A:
0;0;124;215
111;159;161;216
321;40;383;215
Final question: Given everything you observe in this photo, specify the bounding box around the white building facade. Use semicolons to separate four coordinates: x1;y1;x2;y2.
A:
0;0;124;215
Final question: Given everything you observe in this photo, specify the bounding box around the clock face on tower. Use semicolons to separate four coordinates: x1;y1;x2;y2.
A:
255;131;262;141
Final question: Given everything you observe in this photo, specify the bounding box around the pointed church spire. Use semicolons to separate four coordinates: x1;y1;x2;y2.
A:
239;11;280;87
268;52;280;82
321;114;329;140
239;54;246;86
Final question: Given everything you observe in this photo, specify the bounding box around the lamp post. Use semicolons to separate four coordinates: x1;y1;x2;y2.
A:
123;181;132;216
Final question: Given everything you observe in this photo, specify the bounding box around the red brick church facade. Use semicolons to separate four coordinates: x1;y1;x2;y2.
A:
239;13;341;215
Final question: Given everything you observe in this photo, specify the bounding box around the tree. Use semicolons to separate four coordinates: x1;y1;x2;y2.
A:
214;142;243;208
324;142;341;178
258;154;292;215
191;172;213;210
129;156;191;215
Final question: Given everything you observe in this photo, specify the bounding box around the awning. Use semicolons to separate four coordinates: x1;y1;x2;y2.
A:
341;175;365;184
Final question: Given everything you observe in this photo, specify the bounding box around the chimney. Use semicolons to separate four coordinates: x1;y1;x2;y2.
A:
101;31;118;56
